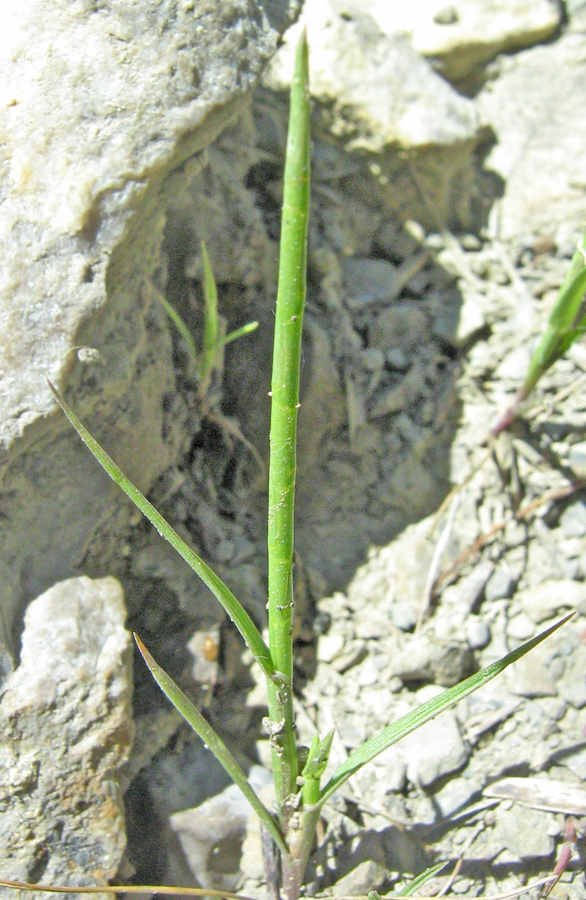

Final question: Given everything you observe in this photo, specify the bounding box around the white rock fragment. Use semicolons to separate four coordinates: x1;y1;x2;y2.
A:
506;612;536;640
399;687;469;787
0;576;133;892
172;766;273;892
263;1;481;152
519;578;586;623
318;632;347;663
365;0;562;82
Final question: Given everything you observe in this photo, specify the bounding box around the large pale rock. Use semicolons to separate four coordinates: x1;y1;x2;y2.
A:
477;23;586;239
0;0;296;672
0;576;133;899
263;0;481;152
355;0;562;83
170;766;273;894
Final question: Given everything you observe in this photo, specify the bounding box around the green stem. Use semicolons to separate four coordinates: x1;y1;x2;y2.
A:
265;29;310;827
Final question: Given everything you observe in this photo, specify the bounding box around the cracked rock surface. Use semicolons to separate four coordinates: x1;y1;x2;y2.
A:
0;576;132;899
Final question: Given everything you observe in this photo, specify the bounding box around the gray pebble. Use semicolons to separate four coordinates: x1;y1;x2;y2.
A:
433;775;484;819
519;578;586;622
342;257;399;308
485;566;516;602
465;615;491;650
360;348;385;371
385;347;409;370
391;601;416;631
506;613;536;640
558;679;586;709
568;441;586;477
401;696;469;788
451;879;471;895
496;806;555;859
560;500;586;538
460;233;482;250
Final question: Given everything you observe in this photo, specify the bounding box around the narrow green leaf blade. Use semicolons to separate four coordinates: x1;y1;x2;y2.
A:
200;240;219;381
320;614;574;805
222;321;259;347
301;729;335;808
396;861;448;896
552;317;586;361
156;293;199;364
521;234;586;396
135;635;287;854
302;729;335;781
547;235;586;333
48;381;274;678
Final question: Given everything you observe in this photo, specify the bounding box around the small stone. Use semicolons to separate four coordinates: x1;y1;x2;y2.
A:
0;577;132;888
568;442;586;477
355;657;380;687
332;641;368;673
465;615;491;650
441;560;495;615
215;539;235;562
485;566;516;602
172;766;273;891
433;5;459;26
460;233;481;250
496;805;555;859
389;675;404;693
360;348;385;371
507;649;558;698
404;219;425;243
425;233;444;250
356;609;390;640
507;613;536;640
558;680;586;709
557;640;586;708
342;257;400;308
390;634;472;687
563;745;586;781
451;879;471;895
559;556;581;580
560;501;586;538
519;578;586;623
434;775;484;819
532;233;556;256
385;347;409;370
317;632;346;663
400;689;469;787
455;292;487;345
391;601;416;631
333;860;388;896
407;793;438;825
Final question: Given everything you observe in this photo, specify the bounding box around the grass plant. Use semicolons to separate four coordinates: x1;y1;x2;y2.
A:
157;241;258;400
41;30;573;900
492;228;586;435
